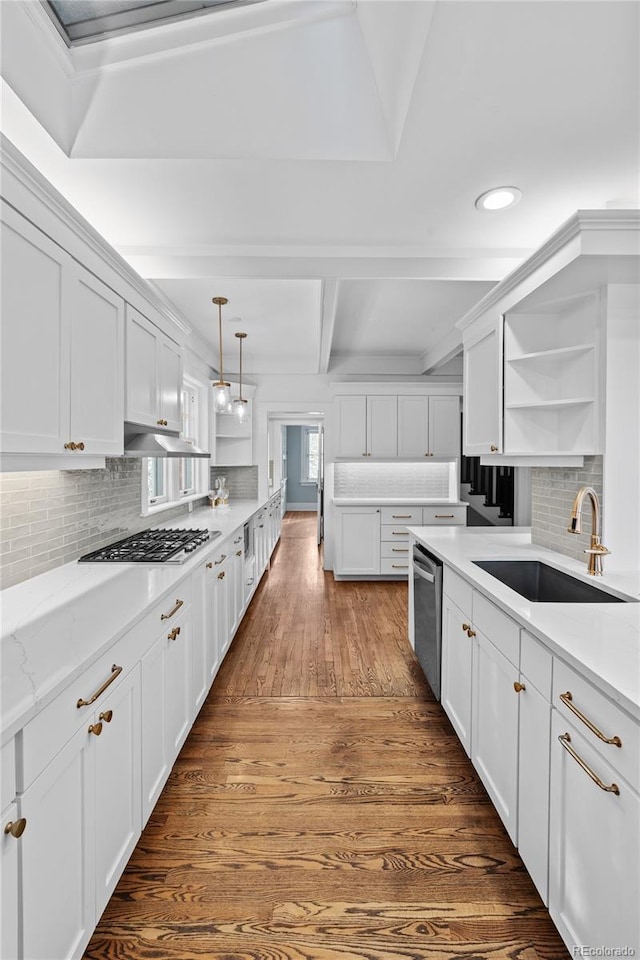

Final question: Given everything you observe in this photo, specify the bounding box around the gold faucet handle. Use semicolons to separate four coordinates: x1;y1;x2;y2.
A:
584;543;611;556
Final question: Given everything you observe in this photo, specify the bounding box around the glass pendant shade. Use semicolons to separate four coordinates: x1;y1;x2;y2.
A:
233;398;248;422
212;296;231;413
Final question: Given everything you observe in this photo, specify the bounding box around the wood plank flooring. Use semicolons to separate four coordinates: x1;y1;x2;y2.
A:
84;512;568;960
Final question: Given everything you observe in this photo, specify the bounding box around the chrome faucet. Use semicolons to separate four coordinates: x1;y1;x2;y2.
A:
567;486;610;576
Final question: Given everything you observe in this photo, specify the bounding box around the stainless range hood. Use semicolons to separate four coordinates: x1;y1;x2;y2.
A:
123;432;210;458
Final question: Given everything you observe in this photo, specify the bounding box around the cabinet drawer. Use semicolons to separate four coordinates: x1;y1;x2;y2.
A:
521;630;552;699
1;739;16;811
443;566;473;618
422;506;467;525
553;659;639;791
21;583;192;790
381;542;411;559
381;524;410;542
380;557;410;575
472;592;520;667
380;507;422;525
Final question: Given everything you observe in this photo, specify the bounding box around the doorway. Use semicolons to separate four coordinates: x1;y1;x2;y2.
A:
267;414;325;545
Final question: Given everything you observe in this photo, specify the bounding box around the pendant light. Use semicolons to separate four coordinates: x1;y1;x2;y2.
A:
233;331;249;422
212;296;231;412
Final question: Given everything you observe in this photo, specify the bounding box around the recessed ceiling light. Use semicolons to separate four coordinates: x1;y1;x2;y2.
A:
475;186;522;211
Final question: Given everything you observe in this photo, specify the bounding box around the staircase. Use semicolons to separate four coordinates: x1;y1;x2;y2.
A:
461;456;514;526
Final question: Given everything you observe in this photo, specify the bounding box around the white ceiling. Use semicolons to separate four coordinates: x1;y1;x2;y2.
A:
1;0;638;377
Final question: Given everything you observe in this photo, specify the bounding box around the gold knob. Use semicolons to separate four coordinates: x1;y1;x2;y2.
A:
467;629;476;638
99;709;113;722
157;419;164;426
490;444;498;452
4;818;27;838
462;623;471;632
64;442;76;450
513;681;526;693
236;550;242;557
206;562;213;569
218;571;225;579
88;722;103;736
76;442;85;451
168;626;181;641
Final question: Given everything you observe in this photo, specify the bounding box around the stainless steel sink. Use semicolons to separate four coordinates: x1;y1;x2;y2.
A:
472;560;634;603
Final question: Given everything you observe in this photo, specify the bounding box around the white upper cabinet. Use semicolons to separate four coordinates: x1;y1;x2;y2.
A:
398;395;460;458
462;319;503;457
125;306;182;432
366;396;397;458
335;395;368;457
0;203;124;459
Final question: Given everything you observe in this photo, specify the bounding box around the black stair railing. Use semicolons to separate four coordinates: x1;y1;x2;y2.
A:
461;455;514;522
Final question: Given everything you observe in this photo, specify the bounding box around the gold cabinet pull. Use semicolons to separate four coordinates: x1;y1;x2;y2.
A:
218;571;225;579
490;444;498;452
4;818;27;838
77;664;122;708
234;537;242;545
513;681;526;693
99;710;113;723
168;626;181;641
391;531;407;536
467;629;476;637
435;514;455;519
156;419;168;426
558;733;620;795
462;623;471;632
206;562;213;569
392;515;412;519
392;548;408;553
559;691;622;747
88;722;103;736
160;598;184;620
215;554;227;565
64;441;76;450
236;550;242;557
391;564;408;569
76;442;85;451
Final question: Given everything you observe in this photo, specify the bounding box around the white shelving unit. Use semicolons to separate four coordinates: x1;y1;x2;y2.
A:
209;382;255;466
503;291;602;455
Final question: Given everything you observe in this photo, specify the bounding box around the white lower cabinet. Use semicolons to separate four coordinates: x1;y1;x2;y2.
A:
1;800;20;960
192;559;220;713
334;507;381;576
230;536;245;638
471;630;519;843
215;553;232;662
549;710;640;952
441;594;474;756
141;599;192;824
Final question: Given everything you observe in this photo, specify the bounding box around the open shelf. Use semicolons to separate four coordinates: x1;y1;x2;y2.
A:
505;398;594;411
507;344;595;363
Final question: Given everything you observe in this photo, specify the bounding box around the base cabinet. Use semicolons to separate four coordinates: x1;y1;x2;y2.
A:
549;711;640;953
1;801;20;960
334;507;381;576
441;595;473;755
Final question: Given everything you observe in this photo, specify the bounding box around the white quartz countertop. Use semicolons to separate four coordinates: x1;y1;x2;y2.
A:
333;499;468;506
408;526;640;720
0;499;269;744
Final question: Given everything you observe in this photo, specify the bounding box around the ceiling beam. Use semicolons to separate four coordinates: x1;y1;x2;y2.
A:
420;327;463;374
318;278;339;374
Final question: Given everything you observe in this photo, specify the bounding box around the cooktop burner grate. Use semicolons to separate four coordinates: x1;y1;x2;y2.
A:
78;528;218;563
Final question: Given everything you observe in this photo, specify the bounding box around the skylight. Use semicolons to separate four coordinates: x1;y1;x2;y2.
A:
46;0;268;44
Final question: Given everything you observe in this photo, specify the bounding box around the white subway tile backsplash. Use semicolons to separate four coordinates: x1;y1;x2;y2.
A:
334;461;452;499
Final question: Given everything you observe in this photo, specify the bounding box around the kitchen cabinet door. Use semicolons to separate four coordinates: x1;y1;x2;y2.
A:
441;595;473;756
471;630;519;842
193;560;220;713
367;396;397;458
397;396;429;457
336;396;367;457
20;724;95;960
158;336;182;433
0;202;70;455
68;262;124;456
215;555;232;663
94;665;141;918
334;507;381;576
230;534;245;637
429;395;460;457
1;801;20;960
463;318;503;456
141;601;192;824
517;675;551;904
549;711;640;953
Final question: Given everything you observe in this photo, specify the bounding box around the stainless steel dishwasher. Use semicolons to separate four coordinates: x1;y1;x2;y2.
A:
412;543;443;700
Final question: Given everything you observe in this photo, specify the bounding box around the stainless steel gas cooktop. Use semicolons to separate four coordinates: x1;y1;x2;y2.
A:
78;528;220;564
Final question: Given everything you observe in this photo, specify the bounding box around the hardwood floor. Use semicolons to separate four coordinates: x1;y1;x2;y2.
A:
84;512;568;960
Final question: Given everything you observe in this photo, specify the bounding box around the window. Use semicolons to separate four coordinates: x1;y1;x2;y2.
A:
142;373;208;516
301;427;319;484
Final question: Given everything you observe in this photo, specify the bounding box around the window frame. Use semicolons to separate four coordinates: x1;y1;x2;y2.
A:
300;426;319;485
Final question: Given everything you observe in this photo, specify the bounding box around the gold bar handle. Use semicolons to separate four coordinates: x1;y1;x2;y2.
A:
391;531;407;536
4;818;27;838
391;564;408;569
214;554;227;565
435;514;455;519
392;515;412;519
77;664;122;708
160;598;184;621
392;548;408;553
559;691;622;747
558;733;620;795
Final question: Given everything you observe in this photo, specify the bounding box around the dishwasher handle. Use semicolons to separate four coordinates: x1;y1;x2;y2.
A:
413;563;435;583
